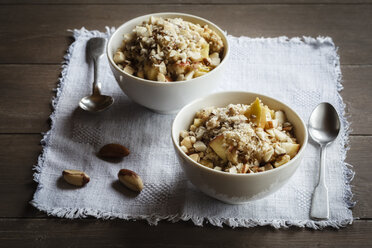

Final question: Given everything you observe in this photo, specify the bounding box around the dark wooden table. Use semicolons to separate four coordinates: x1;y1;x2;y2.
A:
1;0;371;247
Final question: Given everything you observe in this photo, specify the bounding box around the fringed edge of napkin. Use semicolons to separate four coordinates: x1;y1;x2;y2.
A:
30;28;355;229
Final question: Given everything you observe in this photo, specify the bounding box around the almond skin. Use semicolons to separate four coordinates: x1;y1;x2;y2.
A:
98;143;130;158
118;169;144;192
62;170;90;187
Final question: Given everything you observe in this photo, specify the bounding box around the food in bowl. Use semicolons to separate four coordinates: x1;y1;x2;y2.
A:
107;13;229;114
179;97;300;174
113;16;225;82
173;91;307;203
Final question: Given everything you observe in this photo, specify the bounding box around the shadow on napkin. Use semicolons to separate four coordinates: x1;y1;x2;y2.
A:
111;180;140;198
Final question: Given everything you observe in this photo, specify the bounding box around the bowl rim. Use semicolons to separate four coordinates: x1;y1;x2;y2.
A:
106;12;230;86
171;91;309;177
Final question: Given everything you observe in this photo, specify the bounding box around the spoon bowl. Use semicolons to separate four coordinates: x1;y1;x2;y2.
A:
309;103;340;145
79;94;114;112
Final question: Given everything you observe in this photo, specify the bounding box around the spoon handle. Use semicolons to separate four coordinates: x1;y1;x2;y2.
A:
310;145;329;220
92;55;102;95
88;37;106;96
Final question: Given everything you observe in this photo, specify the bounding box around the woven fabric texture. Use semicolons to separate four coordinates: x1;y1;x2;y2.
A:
31;28;354;229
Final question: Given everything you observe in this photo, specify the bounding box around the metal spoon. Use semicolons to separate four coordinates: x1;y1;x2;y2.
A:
79;38;114;112
309;102;340;220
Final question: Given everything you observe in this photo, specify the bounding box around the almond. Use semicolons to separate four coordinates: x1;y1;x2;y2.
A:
118;169;144;192
98;143;130;158
189;153;200;162
62;170;90;187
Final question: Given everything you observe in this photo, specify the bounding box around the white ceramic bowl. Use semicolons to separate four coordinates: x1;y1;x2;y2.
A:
171;91;308;204
107;13;230;114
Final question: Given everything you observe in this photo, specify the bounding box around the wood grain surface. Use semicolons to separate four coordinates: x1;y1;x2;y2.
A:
0;5;371;64
0;219;372;248
1;0;372;4
0;0;371;247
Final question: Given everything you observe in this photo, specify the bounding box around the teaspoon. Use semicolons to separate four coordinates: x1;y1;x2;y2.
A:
79;38;114;112
308;102;340;220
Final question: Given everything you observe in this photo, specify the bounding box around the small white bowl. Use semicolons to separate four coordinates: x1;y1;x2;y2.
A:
171;91;308;204
107;13;230;114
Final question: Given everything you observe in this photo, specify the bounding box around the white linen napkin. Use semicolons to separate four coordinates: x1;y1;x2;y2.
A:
31;27;354;229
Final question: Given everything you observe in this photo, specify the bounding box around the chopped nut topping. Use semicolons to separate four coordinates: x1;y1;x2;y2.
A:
179;98;300;173
113;16;224;82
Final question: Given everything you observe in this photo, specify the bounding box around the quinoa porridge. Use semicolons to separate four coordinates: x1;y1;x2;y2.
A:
113;16;224;82
179;98;301;174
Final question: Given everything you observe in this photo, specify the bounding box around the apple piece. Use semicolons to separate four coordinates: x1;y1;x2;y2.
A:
144;63;158;81
197;64;211;73
209;135;227;161
265;119;279;129
256;130;267;141
194;64;211;78
281;142;300;158
264;163;274;171
193;118;203;127
180;145;188;154
209;52;221;67
194;70;208;78
184;70;195;80
189;153;200;162
273;129;289;142
193;141;207;152
157;72;166;82
272;119;279;128
113;51;125;63
201;43;210;58
274;110;286;124
258;105;267;128
124;65;135;75
180;136;193;149
274;143;287;155
229;166;238;174
226;146;238;164
265;128;275;137
244;97;259;118
263;147;274;162
274;155;291;168
172;61;190;75
265;106;275;119
244;97;267;128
